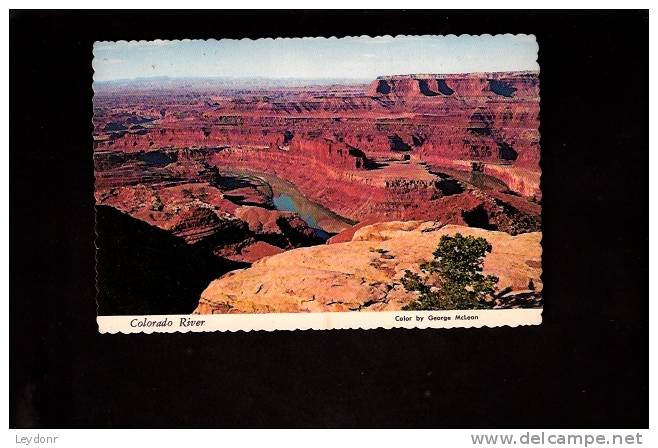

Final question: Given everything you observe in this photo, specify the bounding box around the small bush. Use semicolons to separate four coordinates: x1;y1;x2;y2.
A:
402;233;499;310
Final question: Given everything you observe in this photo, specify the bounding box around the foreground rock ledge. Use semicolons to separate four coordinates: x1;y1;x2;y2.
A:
194;222;542;314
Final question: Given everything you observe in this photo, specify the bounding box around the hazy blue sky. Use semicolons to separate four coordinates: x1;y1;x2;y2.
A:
93;35;538;82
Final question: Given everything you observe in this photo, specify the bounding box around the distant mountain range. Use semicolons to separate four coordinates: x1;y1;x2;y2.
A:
93;76;373;91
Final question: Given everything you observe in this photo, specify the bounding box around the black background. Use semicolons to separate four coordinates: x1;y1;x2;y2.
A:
10;10;648;428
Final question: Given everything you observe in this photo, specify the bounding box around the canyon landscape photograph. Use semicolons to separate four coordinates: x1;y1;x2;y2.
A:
93;35;542;318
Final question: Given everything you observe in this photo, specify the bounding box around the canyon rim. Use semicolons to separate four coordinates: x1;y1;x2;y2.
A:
93;35;542;332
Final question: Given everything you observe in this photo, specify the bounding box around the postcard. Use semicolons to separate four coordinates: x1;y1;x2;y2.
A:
93;35;542;332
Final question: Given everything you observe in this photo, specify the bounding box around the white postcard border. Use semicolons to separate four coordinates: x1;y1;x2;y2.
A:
98;309;542;333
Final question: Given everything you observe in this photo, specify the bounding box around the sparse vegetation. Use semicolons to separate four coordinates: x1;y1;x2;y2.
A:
401;233;499;310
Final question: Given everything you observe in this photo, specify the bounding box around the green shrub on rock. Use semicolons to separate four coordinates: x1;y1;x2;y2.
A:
402;233;499;310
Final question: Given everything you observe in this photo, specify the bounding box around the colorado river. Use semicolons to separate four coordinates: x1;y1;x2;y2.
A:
216;169;355;238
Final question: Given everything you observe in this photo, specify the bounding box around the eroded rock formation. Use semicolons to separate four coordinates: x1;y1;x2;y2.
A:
94;71;540;200
94;72;541;280
194;222;543;314
94;149;325;263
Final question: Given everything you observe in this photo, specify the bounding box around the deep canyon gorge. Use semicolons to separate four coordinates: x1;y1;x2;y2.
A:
94;72;542;314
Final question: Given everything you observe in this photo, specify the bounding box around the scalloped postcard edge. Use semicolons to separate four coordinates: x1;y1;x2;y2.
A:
93;34;542;334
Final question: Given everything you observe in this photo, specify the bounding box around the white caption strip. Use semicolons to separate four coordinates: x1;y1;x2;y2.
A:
97;309;542;333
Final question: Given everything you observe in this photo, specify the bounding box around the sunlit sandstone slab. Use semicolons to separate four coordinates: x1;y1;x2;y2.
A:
195;222;542;314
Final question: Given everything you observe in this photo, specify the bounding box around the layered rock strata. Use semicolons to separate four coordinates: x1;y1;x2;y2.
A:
94;150;325;263
94;72;541;265
94;71;540;200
